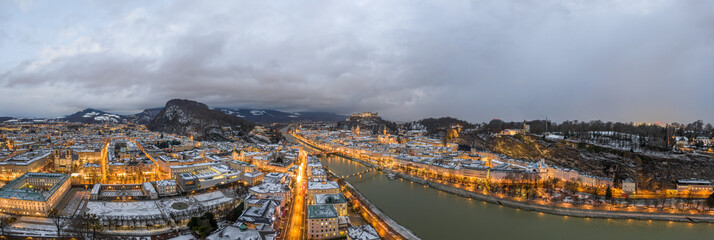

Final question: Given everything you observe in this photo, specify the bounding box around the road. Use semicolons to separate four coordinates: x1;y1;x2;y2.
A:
285;128;408;240
284;155;306;239
100;140;110;183
282;125;308;240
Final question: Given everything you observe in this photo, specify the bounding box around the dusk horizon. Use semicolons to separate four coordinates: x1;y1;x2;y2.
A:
1;1;713;123
1;1;714;240
1;98;710;126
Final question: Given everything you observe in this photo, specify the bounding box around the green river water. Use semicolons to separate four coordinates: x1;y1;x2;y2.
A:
319;155;714;240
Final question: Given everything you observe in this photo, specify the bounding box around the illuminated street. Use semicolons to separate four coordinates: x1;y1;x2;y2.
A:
1;1;714;239
100;140;109;183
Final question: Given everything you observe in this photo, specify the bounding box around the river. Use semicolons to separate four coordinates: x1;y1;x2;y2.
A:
319;154;714;240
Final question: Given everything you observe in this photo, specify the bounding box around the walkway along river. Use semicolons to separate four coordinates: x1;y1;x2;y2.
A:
320;154;714;240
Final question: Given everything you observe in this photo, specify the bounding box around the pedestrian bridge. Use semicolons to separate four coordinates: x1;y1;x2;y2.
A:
315;150;339;156
338;167;381;179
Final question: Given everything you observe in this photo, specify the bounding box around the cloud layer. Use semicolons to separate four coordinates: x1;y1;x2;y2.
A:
0;0;713;123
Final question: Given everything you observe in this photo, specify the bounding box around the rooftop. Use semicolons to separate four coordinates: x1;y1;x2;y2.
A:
677;178;711;185
0;172;70;201
308;181;339;191
314;193;347;204
347;224;381;240
307;204;338;219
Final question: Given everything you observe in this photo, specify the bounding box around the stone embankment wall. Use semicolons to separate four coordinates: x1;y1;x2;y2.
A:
340;180;422;240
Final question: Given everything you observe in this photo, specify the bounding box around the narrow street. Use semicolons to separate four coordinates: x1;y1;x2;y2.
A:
283;145;307;239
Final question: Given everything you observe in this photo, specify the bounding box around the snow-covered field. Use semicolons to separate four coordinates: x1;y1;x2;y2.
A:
86;201;163;217
194;191;235;208
59;190;88;216
80;191;235;219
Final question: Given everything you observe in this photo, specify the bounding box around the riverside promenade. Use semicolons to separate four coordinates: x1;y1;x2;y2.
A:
396;173;714;223
295;133;714;224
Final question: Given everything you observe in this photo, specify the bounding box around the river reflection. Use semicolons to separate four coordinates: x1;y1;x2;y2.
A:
320;155;714;240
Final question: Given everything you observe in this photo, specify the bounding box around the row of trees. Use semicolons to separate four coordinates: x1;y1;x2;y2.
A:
155;139;182;149
483;119;713;149
187;212;218;238
1;212;105;240
407;117;476;135
1;211;223;239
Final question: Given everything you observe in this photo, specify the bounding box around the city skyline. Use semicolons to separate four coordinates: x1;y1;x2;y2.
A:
2;1;714;239
1;0;714;123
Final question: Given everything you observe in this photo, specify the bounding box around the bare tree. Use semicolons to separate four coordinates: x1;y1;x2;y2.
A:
49;210;67;237
0;215;12;236
69;213;104;240
69;213;88;239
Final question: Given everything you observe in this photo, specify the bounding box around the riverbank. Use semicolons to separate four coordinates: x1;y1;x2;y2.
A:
293;133;714;223
337;178;422;240
315;145;714;223
395;172;714;223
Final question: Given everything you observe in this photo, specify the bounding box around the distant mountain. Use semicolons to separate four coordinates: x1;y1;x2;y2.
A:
217;108;346;123
148;99;254;141
1;118;55;123
129;108;163;125
62;108;129;124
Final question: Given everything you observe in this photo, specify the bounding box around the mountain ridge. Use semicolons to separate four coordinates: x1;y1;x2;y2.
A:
147;99;254;141
55;106;346;124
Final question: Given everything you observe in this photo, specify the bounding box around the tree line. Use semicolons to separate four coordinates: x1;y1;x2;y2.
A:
482;119;713;149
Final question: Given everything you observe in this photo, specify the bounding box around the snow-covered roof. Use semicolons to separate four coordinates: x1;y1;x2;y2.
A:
307;204;337;219
677;178;711;185
347;224;381;240
308;181;339;191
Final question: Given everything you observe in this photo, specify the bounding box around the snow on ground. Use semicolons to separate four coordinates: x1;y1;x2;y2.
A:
94;116;119;122
12;222;55;231
78;191;236;220
194;191;234;207
82;112;100;117
11;216;57;236
169;235;196;240
60;191;88;216
201;196;235;208
16;216;54;224
545;134;564;140
86;201;162;217
156;196;200;213
194;191;226;202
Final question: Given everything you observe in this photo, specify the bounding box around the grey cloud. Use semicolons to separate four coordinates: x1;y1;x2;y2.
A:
0;0;713;124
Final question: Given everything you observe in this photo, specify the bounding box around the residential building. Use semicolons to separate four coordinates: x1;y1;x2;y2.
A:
676;179;712;192
314;193;348;216
307;181;340;204
154;179;179;197
622;178;636;193
243;171;265;185
307;204;342;240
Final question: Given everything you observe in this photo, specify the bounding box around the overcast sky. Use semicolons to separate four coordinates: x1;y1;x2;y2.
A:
0;0;712;123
